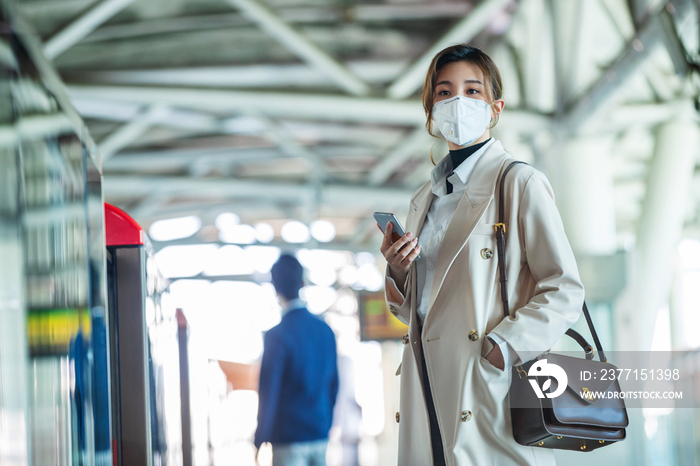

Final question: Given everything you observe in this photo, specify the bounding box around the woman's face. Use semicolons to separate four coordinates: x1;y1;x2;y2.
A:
433;60;504;121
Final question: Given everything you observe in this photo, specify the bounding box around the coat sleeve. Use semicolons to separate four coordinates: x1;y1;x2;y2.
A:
488;170;585;364
254;330;287;449
384;264;411;325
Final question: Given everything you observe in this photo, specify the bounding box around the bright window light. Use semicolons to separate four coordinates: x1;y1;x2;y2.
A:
168;280;211;320
219;224;257;244
335;288;358;315
353;341;385;437
356;263;383;291
338;265;359;286
281;220;310;243
155;244;219;278
215;212;240;231
310;220;336;243
300;285;337;315
308;267;338;287
254;222;275;243
208;281;270;326
354;251;376;267
203;245;255;276
296;249;353;271
149;216;201;242
676;239;700;348
244;245;281;273
207;327;263;363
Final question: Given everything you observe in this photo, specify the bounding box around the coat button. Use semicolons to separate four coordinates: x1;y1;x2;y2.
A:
468;330;478;341
480;248;493;259
396;412;400;423
460;410;472;422
402;334;409;345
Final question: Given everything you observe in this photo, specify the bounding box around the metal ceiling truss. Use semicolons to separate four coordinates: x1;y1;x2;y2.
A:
14;0;700;250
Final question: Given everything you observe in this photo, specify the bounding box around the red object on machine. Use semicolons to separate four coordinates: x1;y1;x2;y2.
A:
105;203;145;246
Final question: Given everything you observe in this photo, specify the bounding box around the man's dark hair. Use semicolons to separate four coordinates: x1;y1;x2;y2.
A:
270;253;304;300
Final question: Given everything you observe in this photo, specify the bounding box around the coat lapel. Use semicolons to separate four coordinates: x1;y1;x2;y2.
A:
424;140;512;321
407;182;434;238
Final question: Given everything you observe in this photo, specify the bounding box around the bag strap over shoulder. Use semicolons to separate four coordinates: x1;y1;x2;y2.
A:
494;160;608;363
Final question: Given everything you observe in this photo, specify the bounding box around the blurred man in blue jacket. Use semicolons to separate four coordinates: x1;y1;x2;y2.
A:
255;253;339;466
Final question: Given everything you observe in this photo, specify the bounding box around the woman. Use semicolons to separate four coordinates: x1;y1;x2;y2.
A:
379;44;584;466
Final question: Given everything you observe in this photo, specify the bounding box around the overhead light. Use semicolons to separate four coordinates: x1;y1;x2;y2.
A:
310;220;336;242
148;216;201;242
300;285;337;315
215;212;240;231
254;222;275;243
155;244;219;278
281;220;310;243
219;224;257;244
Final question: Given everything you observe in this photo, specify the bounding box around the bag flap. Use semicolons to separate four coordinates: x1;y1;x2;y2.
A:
542;353;620;405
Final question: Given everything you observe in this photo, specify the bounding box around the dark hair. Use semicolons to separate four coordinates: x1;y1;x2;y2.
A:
422;44;504;162
270;253;304;300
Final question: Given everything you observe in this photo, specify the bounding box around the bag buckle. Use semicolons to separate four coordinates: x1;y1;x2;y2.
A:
585;346;595;359
494;223;506;234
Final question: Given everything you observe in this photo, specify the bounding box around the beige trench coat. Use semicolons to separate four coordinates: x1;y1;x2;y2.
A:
384;140;585;466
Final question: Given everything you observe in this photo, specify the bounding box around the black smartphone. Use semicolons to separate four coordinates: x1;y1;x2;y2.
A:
373;211;421;259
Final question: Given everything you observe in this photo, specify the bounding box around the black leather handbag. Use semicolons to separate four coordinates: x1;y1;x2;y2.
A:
494;161;629;452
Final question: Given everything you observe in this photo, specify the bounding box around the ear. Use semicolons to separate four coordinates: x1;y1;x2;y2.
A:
490;99;505;119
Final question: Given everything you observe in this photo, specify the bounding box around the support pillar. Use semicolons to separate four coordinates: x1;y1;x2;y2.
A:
558;135;618;255
617;105;700;352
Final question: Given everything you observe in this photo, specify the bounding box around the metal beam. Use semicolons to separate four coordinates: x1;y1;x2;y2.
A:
367;127;434;185
103;176;415;207
0;114;75;148
126;194;173;219
43;0;135;60
103;146;379;172
73;97;405;146
98;104;171;162
74;98;222;132
63;61;406;88
243;112;328;180
657;8;691;77
386;0;511;99
224;0;370;96
67;86;550;130
563;1;694;134
8;13;100;166
79;4;472;43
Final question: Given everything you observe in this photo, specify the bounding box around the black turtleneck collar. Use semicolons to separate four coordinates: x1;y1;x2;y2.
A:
449;138;491;171
445;138;491;194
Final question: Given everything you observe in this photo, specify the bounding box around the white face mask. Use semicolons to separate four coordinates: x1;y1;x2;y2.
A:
432;95;492;146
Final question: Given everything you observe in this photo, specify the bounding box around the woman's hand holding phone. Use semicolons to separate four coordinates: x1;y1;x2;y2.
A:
378;222;421;288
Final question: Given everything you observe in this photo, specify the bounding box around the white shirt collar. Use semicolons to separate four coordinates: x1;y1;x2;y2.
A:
281;297;306;317
430;138;495;197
